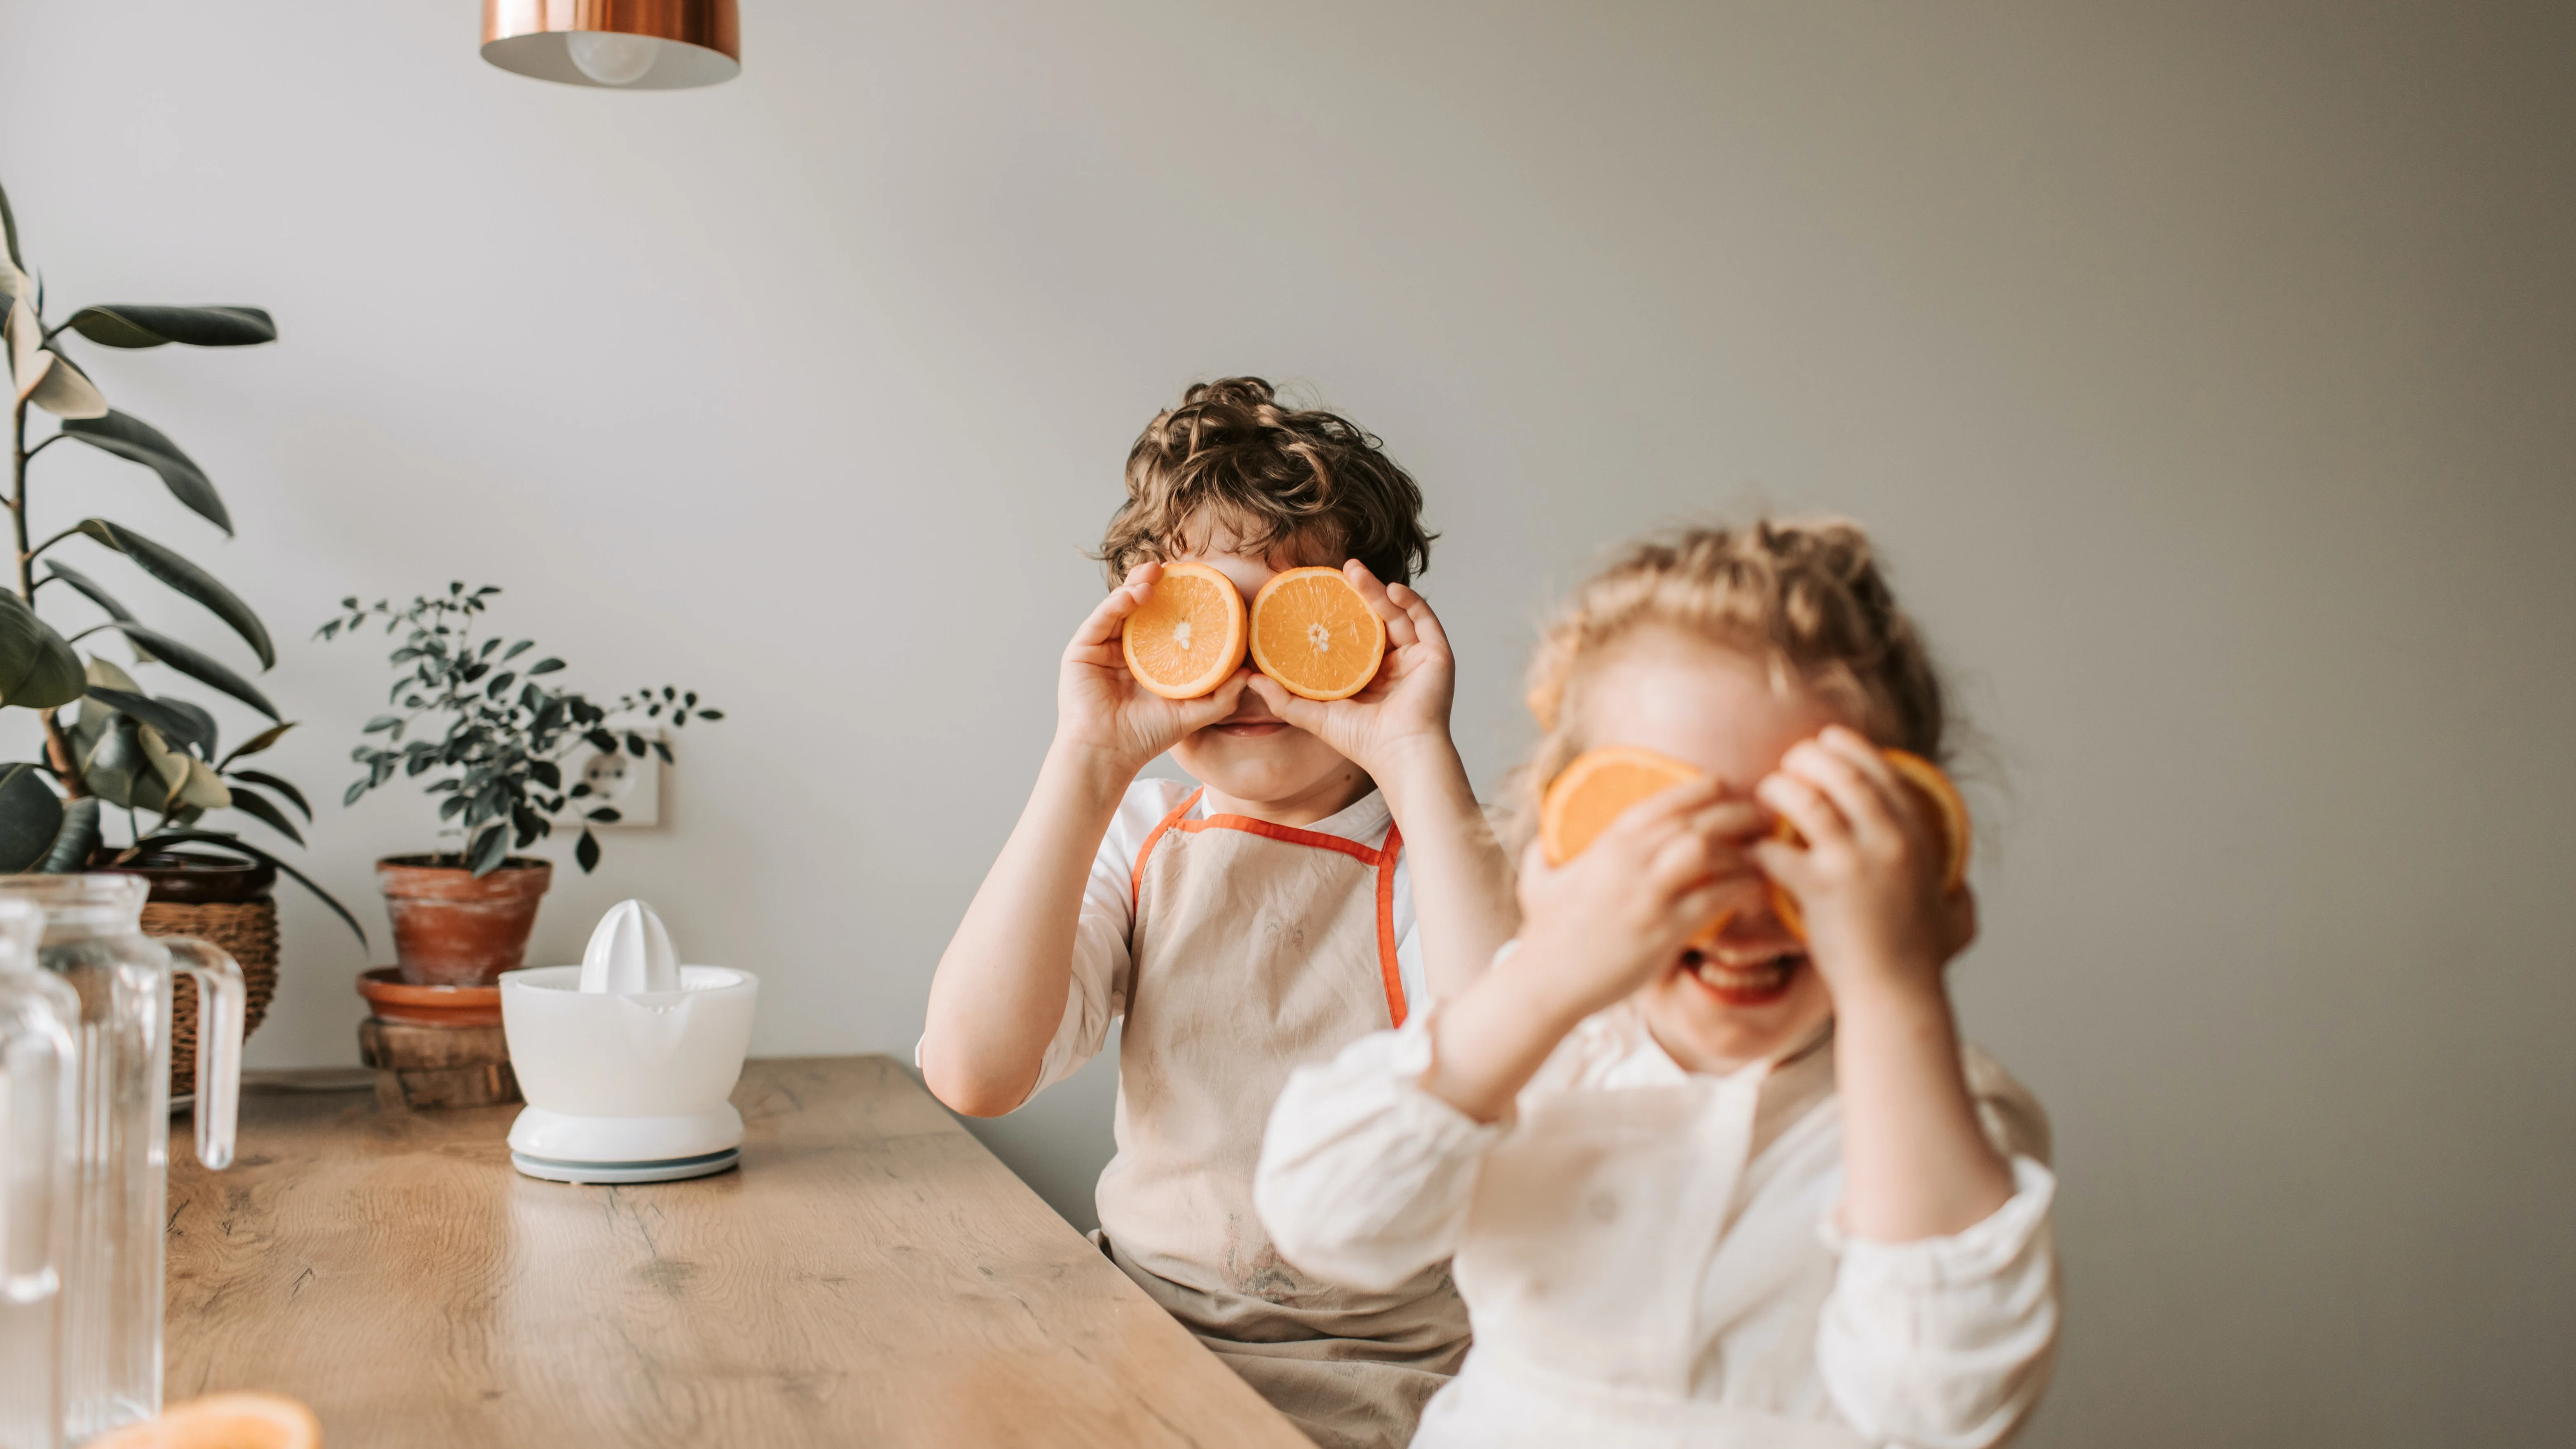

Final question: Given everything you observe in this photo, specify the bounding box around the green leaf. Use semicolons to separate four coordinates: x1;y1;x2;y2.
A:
73;522;270;665
40;796;101;873
575;827;601;873
0;764;65;872
216;720;293;768
525;658;564;675
223;784;304;846
141;830;367;948
95;624;277;720
46;561;137;623
62;305;277;349
0;592;88;709
28;348;108;419
56;413;232;535
80;716;151;808
225;768;309;821
467;824;508;877
153;695;219;759
0;179;22;269
85;686;212;754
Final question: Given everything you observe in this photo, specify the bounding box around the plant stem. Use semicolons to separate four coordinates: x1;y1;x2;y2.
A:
14;395;83;795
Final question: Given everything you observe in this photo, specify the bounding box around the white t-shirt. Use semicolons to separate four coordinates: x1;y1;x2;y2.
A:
1025;776;1425;1102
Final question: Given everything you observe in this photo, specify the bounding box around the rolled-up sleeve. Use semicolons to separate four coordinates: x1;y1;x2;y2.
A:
1816;1155;2060;1449
1254;1014;1503;1292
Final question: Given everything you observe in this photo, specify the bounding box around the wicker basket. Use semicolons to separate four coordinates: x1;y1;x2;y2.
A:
150;898;281;1099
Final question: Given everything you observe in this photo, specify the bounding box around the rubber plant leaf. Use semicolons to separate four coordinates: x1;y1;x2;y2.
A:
61;305;277;349
91;625;277;720
7;295;47;404
27;347;108;419
222;783;303;846
0;180;22;269
0;592;87;710
217;721;294;770
74;522;272;667
80;715;151;809
48;561;137;624
55;414;232;535
40;796;101;873
133;723;193;811
85;686;212;755
0;765;66;872
226;767;309;820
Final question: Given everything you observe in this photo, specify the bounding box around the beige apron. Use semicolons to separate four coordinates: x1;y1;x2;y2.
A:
1099;787;1469;1449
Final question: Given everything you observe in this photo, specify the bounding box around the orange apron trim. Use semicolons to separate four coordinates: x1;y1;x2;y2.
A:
1130;787;1408;1028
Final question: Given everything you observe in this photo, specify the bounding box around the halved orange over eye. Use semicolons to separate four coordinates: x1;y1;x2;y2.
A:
1120;561;1249;700
1248;567;1387;701
1539;744;1971;943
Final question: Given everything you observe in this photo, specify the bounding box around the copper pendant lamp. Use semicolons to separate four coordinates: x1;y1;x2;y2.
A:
482;2;740;89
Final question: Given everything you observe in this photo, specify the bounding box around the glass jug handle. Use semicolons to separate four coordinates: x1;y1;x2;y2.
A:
2;986;73;1304
162;938;244;1171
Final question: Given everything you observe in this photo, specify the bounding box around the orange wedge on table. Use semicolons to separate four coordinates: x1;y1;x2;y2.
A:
1120;561;1248;700
1538;744;1971;941
1249;567;1387;701
84;1393;322;1449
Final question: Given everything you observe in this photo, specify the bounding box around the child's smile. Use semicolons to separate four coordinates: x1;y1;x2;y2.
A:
1577;627;1845;1072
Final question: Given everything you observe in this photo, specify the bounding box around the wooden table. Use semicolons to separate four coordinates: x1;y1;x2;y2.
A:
166;1056;1310;1448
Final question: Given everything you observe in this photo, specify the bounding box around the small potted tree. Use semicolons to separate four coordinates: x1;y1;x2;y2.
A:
3;178;360;1092
321;585;719;988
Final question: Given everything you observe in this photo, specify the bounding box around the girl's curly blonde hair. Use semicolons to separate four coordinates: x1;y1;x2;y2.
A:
1508;519;1949;846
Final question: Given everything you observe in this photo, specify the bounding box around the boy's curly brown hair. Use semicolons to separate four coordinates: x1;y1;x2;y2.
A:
1099;377;1434;587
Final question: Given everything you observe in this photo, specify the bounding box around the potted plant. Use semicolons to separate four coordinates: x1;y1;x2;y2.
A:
321;585;719;986
2;178;361;1086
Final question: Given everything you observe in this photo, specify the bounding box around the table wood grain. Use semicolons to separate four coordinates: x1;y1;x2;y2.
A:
165;1056;1310;1449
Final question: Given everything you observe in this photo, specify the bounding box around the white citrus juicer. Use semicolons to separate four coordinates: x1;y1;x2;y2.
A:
499;900;758;1183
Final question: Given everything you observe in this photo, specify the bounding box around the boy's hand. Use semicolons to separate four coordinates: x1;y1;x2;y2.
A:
1751;726;1977;1002
1245;562;1458;780
1057;563;1254;775
1508;777;1768;1024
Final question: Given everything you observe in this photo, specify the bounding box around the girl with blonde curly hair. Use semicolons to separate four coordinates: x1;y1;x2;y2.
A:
1258;518;2060;1448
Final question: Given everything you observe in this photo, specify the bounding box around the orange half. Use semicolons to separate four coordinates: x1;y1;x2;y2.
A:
85;1393;323;1449
1538;745;1703;868
1120;561;1248;700
1769;748;1972;938
1248;567;1387;701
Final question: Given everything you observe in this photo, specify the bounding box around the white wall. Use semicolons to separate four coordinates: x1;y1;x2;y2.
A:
5;3;2570;1444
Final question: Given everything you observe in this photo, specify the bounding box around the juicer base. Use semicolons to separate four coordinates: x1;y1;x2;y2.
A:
510;1147;740;1184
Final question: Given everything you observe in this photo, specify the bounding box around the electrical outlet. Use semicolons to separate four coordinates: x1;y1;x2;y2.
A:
555;731;660;828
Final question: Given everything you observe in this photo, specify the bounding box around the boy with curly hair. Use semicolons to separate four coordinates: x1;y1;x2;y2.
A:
922;378;1515;1449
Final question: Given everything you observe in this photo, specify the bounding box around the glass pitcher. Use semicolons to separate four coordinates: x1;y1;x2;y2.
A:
0;898;75;1449
0;875;242;1443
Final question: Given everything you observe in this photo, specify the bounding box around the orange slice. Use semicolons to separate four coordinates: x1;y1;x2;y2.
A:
1538;745;1703;868
1120;561;1248;700
1769;749;1971;938
1248;566;1387;701
84;1393;323;1449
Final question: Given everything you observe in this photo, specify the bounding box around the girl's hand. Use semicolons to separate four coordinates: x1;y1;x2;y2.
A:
1245;562;1455;782
1510;777;1768;1024
1751;725;1976;1001
1056;562;1253;774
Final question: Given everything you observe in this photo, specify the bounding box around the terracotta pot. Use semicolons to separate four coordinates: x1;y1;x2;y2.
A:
377;854;553;986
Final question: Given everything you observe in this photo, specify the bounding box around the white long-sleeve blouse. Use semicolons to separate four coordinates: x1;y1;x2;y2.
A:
1253;1003;2059;1449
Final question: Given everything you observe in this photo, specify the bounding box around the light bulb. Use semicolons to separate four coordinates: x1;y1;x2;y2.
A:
567;30;659;86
